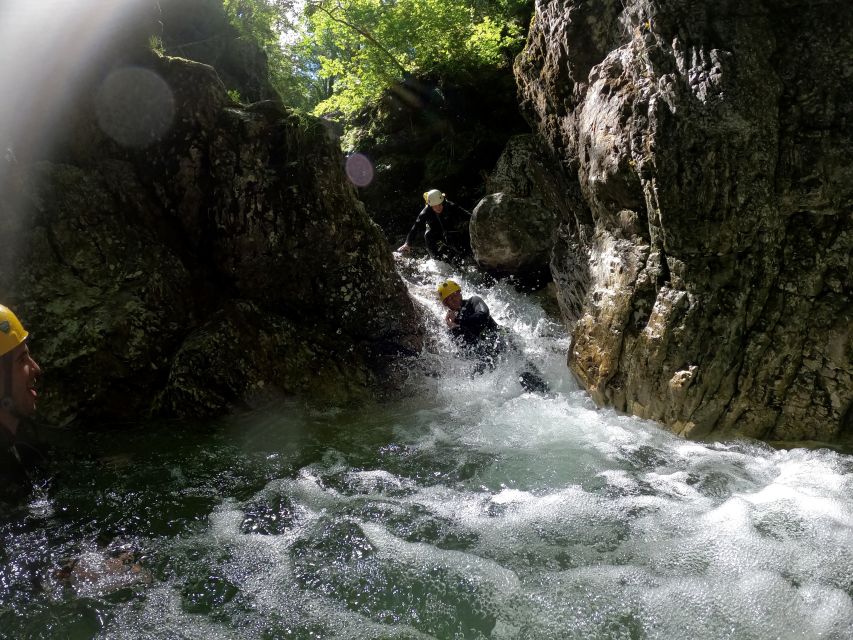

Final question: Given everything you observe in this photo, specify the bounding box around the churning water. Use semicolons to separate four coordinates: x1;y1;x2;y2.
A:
2;257;852;639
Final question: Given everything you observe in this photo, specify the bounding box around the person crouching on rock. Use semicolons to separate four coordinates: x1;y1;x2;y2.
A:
397;189;471;262
436;280;550;393
0;304;47;497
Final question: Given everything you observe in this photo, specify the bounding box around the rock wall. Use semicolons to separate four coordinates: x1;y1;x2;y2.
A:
0;12;422;425
515;0;852;441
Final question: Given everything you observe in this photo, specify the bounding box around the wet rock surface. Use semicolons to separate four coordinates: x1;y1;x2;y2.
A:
470;192;557;277
1;43;422;424
515;0;853;441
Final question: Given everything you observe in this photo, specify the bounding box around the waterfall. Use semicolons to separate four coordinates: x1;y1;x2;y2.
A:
1;257;851;639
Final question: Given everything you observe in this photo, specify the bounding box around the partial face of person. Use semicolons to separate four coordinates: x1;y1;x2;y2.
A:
1;342;41;416
443;290;463;311
430;203;444;214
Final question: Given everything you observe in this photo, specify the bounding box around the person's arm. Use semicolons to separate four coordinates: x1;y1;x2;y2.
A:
398;206;430;252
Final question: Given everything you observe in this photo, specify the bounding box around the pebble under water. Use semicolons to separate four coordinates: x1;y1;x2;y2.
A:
1;257;852;639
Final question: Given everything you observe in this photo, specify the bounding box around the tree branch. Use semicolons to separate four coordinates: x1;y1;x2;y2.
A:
314;1;408;76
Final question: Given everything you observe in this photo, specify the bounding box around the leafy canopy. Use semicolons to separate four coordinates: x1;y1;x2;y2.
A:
305;0;526;116
223;0;529;116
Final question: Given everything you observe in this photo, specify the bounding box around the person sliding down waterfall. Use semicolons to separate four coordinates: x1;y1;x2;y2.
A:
397;189;471;263
436;280;549;393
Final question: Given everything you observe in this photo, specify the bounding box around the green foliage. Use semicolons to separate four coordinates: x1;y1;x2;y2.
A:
222;0;530;116
223;0;294;65
303;0;527;117
148;34;165;56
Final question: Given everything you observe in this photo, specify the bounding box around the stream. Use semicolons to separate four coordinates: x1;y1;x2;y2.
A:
1;258;852;639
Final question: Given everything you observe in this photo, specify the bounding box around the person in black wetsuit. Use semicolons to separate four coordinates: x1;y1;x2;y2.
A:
438;279;506;369
397;189;471;261
0;304;47;500
436;280;548;392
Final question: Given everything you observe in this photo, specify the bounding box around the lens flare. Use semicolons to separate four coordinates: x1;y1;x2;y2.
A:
0;0;152;280
96;67;175;147
345;153;374;187
0;0;151;159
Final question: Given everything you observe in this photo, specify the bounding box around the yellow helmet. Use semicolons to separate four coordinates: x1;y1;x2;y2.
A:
424;189;445;206
436;279;461;302
0;304;28;358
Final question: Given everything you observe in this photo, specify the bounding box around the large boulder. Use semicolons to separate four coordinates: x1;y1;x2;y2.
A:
1;40;423;424
515;0;853;442
470;193;558;276
471;134;573;278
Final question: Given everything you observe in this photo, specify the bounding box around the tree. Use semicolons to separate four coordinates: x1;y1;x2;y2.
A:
302;0;527;116
222;0;530;116
222;0;320;109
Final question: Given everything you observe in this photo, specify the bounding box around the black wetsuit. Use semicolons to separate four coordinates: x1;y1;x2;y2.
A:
450;296;507;370
450;296;549;393
0;422;49;504
404;200;471;260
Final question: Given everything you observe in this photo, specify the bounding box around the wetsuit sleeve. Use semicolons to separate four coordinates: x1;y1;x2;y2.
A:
404;206;431;246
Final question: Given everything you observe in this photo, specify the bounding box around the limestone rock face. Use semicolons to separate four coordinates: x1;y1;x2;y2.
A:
470;193;557;276
485;135;566;208
1;52;422;425
515;0;853;441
